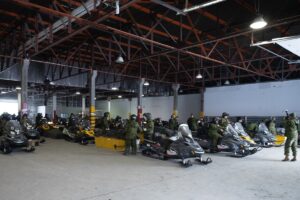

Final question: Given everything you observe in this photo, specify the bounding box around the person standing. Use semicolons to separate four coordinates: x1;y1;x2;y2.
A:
282;113;298;162
169;114;179;130
124;114;141;155
220;112;230;130
100;112;110;134
143;113;154;140
268;117;277;135
208;117;223;153
187;114;198;131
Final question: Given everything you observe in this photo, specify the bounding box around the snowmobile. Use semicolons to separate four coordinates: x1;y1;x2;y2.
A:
253;122;286;147
62;118;95;145
234;122;257;147
196;124;259;157
141;124;212;167
37;118;64;139
0;120;35;154
22;120;46;146
252;123;277;147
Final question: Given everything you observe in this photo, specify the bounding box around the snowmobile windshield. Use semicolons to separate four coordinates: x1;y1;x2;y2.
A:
258;123;269;133
5;120;22;135
234;122;248;136
225;124;240;137
178;124;193;139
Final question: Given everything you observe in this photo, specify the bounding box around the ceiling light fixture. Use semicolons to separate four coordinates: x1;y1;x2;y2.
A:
111;86;118;91
115;54;124;64
196;73;203;79
50;81;55;85
75;91;81;95
143;80;150;86
250;15;267;29
118;95;122;98
224;80;230;85
1;91;7;94
16;86;21;90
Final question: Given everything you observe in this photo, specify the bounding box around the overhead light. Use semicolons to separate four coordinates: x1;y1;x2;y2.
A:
16;86;21;90
1;91;7;94
196;73;203;79
224;80;230;85
50;81;55;85
111;86;118;91
250;16;267;29
75;91;81;95
118;95;122;98
94;97;97;100
115;55;124;64
142;94;145;97
143;80;150;86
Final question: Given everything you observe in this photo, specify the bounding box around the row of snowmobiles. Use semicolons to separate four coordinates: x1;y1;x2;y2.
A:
139;117;289;167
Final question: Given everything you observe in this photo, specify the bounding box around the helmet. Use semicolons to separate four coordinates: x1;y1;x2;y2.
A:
222;112;229;117
143;113;152;120
115;116;121;121
130;114;137;121
2;113;11;121
104;112;110;117
290;113;296;118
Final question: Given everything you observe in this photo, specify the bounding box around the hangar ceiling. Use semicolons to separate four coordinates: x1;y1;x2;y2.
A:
0;0;300;96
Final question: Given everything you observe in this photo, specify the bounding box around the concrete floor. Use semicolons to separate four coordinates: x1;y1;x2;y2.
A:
0;139;299;200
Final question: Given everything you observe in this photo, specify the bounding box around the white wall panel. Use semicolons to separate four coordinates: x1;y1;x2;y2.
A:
205;80;300;116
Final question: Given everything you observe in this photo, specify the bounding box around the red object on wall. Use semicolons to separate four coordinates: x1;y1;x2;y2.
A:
137;106;143;124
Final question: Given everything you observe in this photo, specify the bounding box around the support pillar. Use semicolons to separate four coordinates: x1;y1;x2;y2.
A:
89;70;97;131
17;90;21;113
82;95;86;116
172;83;180;116
21;59;30;115
52;93;57;123
137;78;145;124
107;96;111;113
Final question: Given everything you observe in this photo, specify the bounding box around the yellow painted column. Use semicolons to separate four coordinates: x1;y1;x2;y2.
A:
89;70;97;131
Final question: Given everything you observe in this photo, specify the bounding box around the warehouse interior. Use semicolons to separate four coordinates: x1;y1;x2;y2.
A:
0;0;300;200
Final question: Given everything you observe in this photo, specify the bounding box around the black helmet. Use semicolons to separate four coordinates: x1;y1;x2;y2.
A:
130;114;137;121
290;113;296;118
143;113;152;120
222;112;229;117
104;112;110;117
115;115;121;121
2;113;11;121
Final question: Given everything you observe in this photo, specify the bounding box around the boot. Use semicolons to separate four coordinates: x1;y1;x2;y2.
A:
291;157;297;162
282;156;289;161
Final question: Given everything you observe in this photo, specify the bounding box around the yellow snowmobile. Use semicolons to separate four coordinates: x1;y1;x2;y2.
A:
234;122;257;147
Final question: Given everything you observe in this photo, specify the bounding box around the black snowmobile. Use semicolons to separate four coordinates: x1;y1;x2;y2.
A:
22;120;46;146
0;120;35;154
196;124;258;157
141;124;212;167
252;122;276;147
